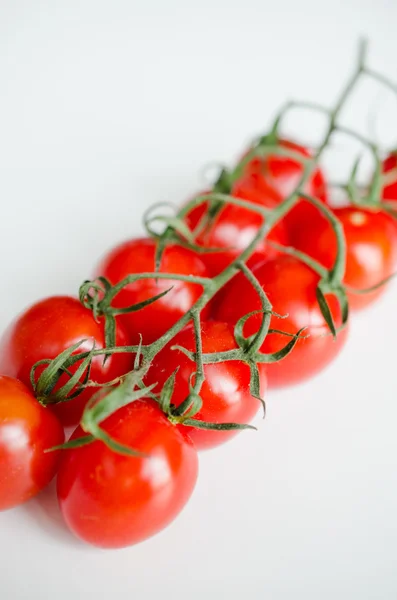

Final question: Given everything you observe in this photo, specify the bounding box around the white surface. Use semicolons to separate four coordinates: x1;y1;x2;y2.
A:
1;1;397;599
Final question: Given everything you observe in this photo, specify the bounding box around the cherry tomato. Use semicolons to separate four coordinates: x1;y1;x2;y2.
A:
184;187;289;276
382;152;397;202
238;138;328;240
0;296;133;426
215;256;349;388
293;207;397;310
146;320;267;450
0;376;64;511
94;238;210;344
57;400;198;548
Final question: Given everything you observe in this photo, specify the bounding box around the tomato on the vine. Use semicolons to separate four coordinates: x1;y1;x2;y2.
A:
146;320;267;450
57;400;198;549
0;376;64;511
0;296;133;426
293;207;397;310
94;237;210;344
184;187;289;276
215;255;349;388
237;138;329;240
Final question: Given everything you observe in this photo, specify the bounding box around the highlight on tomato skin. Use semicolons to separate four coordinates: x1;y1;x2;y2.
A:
292;207;397;310
0;296;134;427
0;376;64;511
183;187;290;276
94;237;210;343
56;400;199;549
146;320;267;450
214;255;349;389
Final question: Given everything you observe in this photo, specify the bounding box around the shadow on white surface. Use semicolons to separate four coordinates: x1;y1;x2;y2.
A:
20;480;82;550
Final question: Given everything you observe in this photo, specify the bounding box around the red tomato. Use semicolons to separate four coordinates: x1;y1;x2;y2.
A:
94;238;210;344
0;297;133;426
293;207;397;310
184;187;289;275
0;376;64;511
215;256;349;388
382;152;397;202
146;320;267;450
238;138;328;240
57;400;198;548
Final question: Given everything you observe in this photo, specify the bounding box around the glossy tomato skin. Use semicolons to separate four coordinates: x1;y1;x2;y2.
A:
382;152;397;202
57;400;198;549
243;138;327;201
184;187;289;276
215;256;349;388
146;321;267;450
94;238;210;344
239;138;328;240
0;376;64;511
293;207;397;310
0;297;133;426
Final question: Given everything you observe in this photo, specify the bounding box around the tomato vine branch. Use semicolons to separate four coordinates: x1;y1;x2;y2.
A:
32;39;397;453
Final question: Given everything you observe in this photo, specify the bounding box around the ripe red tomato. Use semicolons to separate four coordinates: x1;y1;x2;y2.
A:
0;296;133;426
293;207;397;310
184;187;289;275
94;238;210;344
238;138;328;240
0;376;64;511
146;320;267;450
215;256;349;388
57;400;198;548
382;152;397;202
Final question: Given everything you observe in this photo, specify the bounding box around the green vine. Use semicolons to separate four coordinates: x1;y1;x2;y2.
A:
33;39;397;455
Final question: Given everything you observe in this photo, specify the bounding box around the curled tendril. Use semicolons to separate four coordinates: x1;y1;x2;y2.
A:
79;275;176;349
143;202;196;244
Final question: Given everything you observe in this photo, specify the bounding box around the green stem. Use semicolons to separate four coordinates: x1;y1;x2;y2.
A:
269;100;331;135
364;67;397;96
144;41;366;365
237;262;272;354
92;40;369;391
299;192;347;283
179;192;270;218
38;40;394;441
191;311;205;395
336;125;378;151
266;241;328;278
103;272;213;305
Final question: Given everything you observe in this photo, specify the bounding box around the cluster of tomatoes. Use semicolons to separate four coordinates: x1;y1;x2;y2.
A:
0;129;396;549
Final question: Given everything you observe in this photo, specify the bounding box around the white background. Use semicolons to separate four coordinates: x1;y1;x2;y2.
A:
0;1;397;599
